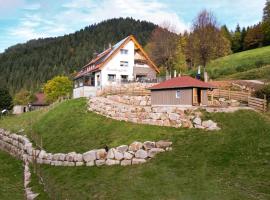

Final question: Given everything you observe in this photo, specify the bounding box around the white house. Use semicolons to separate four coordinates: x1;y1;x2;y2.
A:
73;35;159;98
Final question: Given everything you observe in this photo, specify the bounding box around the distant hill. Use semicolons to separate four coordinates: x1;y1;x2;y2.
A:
0;18;157;94
207;46;270;80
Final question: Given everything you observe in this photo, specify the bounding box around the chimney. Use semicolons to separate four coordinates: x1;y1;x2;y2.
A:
93;51;98;58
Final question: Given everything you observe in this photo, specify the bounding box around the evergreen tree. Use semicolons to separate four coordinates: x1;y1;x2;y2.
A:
231;24;242;52
0;88;13;110
221;25;232;45
263;0;270;22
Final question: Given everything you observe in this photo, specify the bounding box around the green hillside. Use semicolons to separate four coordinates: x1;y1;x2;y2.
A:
0;18;156;94
224;65;270;80
207;46;270;79
0;98;270;199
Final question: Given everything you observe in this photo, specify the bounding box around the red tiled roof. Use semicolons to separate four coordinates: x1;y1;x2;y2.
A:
149;76;216;90
32;93;48;106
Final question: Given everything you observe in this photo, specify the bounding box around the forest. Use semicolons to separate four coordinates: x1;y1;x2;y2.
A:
0;18;156;94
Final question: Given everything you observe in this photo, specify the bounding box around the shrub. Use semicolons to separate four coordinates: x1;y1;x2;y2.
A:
254;84;270;102
43;76;72;103
0;88;13;110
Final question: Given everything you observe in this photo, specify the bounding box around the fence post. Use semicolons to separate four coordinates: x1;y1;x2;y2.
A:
264;95;267;112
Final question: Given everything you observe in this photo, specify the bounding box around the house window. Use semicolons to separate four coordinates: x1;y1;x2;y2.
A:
176;90;181;98
121;75;128;82
120;61;128;67
108;74;116;82
120;49;128;54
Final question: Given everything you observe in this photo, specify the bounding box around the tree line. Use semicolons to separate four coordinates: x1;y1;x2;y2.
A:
146;1;270;77
222;0;270;52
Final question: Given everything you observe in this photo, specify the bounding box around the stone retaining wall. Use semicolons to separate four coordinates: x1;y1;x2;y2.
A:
0;129;172;167
89;96;220;130
106;95;151;106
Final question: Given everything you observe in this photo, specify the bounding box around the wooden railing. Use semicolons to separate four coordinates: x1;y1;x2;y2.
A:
209;89;251;102
208;89;268;112
248;96;268;112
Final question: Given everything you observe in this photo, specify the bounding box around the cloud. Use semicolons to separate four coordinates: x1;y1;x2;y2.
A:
22;3;41;11
60;0;189;33
1;0;266;52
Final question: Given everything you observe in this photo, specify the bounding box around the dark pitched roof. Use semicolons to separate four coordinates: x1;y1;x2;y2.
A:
75;35;159;79
31;93;48;106
149;76;216;90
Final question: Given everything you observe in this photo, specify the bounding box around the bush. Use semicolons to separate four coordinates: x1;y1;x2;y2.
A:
254;84;270;102
43;76;72;103
0;88;13;110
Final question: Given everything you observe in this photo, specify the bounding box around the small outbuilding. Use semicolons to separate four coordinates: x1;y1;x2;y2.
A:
149;76;216;106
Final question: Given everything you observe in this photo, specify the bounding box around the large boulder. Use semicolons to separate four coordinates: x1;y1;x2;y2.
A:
95;160;105;166
66;152;76;162
52;153;65;161
38;150;47;159
135;149;148;159
156;140;172;149
114;150;124;160
168;113;179;121
116;145;128;153
129;141;143;151
202;120;216;128
124;152;133;160
202;120;220;131
74;154;83;162
83;150;96;162
96;149;107;160
106;148;115;159
148;148;165;158
193;117;202;125
132;158;146;165
105;159;120;166
121;159;132;166
143;141;155;150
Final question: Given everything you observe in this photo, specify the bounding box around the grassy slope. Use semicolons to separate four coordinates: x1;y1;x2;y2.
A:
207;46;270;79
0;98;270;199
40;110;270;200
18;99;199;153
0;151;24;200
223;65;270;81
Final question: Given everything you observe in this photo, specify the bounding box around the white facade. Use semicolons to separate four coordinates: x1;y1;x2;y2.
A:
101;40;135;87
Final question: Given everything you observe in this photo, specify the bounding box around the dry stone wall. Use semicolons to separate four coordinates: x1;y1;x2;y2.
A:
0;128;172;167
89;96;220;130
106;95;151;106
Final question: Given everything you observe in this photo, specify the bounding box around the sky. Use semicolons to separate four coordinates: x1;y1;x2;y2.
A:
0;0;266;52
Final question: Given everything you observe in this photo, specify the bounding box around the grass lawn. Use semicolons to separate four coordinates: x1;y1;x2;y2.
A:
0;151;24;200
223;65;270;81
206;46;270;79
0;98;270;199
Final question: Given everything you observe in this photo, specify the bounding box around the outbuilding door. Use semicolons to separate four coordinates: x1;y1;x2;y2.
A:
192;88;202;105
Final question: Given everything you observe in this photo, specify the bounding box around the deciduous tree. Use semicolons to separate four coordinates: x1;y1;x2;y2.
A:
187;10;231;70
43;76;72;103
13;89;36;105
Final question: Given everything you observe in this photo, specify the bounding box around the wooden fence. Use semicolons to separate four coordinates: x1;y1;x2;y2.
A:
248;96;268;112
208;89;268;112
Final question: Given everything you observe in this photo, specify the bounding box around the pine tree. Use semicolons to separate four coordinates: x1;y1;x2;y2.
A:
263;0;270;22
